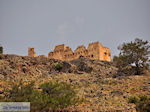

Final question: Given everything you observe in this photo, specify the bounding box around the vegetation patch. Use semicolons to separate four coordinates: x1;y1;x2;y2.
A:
128;95;150;112
0;81;79;112
54;63;63;72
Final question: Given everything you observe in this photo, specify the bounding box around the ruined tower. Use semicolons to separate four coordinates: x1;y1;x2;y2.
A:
48;42;111;61
28;48;37;57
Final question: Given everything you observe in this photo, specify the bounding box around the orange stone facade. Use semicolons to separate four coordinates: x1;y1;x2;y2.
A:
28;48;37;57
48;42;111;61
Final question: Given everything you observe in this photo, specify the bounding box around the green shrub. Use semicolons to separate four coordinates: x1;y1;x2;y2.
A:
128;95;150;112
128;96;139;104
1;81;78;112
40;81;78;109
0;46;3;54
1;82;44;111
54;63;63;71
139;95;149;102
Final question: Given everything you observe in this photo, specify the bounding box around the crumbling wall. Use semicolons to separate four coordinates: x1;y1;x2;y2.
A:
87;42;101;60
48;42;111;61
74;45;87;59
64;46;74;61
28;48;36;57
103;47;111;61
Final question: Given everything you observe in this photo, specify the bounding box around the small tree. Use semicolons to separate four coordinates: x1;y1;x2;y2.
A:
0;45;3;54
128;95;150;112
114;38;150;75
54;63;63;72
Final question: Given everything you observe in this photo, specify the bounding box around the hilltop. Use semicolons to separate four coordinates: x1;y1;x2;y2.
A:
0;54;117;81
0;54;150;112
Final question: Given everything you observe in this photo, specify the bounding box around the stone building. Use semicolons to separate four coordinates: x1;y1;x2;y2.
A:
48;42;111;61
28;48;37;57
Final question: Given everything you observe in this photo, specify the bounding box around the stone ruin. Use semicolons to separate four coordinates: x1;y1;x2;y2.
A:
28;42;111;61
28;48;37;57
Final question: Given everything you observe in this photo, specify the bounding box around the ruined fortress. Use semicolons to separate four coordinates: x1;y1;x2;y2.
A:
28;42;111;61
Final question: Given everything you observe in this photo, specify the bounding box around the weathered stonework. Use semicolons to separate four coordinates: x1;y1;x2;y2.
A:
48;42;111;61
28;48;37;57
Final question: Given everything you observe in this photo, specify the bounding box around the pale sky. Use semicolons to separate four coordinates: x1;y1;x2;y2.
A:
0;0;150;56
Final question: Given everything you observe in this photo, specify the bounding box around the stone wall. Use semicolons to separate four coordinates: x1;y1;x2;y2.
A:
48;42;111;61
28;48;37;57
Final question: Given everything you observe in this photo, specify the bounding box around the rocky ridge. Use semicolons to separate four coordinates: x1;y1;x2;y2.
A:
0;54;117;81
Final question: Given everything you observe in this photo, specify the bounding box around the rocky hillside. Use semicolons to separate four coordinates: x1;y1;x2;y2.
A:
0;54;150;112
0;54;117;81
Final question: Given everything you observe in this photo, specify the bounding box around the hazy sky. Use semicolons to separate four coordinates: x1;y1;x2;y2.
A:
0;0;150;56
